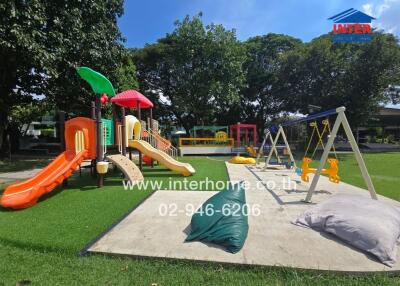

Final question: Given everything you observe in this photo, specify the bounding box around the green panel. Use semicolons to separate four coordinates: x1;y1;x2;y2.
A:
190;125;229;137
77;67;116;96
101;119;114;146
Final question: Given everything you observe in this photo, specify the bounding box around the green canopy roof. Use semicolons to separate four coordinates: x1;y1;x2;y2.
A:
77;67;115;96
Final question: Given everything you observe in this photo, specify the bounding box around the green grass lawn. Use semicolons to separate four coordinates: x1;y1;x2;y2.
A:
0;155;399;285
293;152;400;201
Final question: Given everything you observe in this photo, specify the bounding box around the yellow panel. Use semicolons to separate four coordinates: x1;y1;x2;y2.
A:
75;131;85;153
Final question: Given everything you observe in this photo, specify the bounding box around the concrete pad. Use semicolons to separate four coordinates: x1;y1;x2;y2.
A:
86;163;400;272
0;168;42;184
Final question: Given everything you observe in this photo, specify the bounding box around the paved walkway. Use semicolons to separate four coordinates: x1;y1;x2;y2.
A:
87;162;400;272
0;169;42;184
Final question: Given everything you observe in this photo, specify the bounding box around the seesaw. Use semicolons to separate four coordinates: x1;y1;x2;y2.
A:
298;157;340;184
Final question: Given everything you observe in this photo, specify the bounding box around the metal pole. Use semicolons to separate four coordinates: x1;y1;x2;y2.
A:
121;107;126;156
280;126;297;168
304;112;342;202
150;108;154;168
236;126;240;148
58;111;68;186
137;100;142;170
263;127;283;170
253;126;257;146
59;111;66;152
341;112;378;200
255;129;269;165
112;104;118;146
96;94;104;188
90;102;96;177
91;101;96;119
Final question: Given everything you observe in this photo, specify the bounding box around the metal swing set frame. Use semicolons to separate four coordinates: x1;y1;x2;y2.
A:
257;106;378;203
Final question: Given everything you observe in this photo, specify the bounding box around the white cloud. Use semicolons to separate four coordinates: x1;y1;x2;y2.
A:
362;0;400;35
362;3;373;14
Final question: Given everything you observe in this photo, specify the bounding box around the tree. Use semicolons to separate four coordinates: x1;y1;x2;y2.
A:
0;0;125;156
237;34;303;137
134;14;246;133
279;32;400;127
113;51;139;92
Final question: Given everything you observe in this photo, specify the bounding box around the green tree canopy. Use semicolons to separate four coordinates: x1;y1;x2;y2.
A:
134;14;246;132
238;34;303;136
279;32;400;127
0;0;128;155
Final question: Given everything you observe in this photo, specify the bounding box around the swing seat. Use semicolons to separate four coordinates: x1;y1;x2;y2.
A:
246;145;258;158
300;157;340;184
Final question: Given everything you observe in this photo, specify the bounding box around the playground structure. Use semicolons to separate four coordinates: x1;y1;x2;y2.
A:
257;126;296;169
0;67;195;209
179;125;234;155
230;123;257;148
0;117;97;209
178;123;258;155
258;106;378;202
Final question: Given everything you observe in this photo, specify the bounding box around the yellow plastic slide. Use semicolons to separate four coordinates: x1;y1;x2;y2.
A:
129;140;195;176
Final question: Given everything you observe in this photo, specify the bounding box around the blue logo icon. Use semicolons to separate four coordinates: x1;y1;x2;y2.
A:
328;8;375;42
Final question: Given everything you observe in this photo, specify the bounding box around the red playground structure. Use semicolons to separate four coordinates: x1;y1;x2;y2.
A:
229;123;257;148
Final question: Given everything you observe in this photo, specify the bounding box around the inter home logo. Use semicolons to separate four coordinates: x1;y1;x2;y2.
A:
328;8;375;42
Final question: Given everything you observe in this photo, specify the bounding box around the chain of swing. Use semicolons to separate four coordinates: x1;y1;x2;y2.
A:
303;118;338;161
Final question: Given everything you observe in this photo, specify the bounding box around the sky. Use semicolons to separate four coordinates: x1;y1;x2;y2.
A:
118;0;400;48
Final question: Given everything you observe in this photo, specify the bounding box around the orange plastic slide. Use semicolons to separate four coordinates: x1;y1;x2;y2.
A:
1;150;87;209
0;117;96;209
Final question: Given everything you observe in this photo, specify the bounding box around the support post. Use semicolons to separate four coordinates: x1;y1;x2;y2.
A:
236;126;240;148
91;100;97;177
263;127;283;170
304;113;342;202
304;108;378;202
121;107;126;156
256;129;269;165
96;94;104;188
59;111;68;187
91;101;96;119
112;104;118;145
279;126;296;168
137;100;142;170
150;108;154;168
340;112;378;200
253;125;257;146
59;111;66;152
263;126;295;170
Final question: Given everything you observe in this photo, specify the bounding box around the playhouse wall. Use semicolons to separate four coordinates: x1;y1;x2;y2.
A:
179;146;232;155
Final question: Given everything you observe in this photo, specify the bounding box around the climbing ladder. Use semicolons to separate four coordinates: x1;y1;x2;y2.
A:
106;154;144;184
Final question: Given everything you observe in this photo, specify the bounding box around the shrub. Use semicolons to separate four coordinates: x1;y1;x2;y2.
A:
40;128;54;137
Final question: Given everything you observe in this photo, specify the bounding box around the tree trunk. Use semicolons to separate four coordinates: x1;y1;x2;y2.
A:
0;50;17;158
0;111;9;158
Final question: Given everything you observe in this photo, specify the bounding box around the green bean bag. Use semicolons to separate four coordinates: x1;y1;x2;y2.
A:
186;182;249;253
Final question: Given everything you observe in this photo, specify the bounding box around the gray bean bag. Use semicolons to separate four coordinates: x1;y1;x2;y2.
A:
294;194;400;266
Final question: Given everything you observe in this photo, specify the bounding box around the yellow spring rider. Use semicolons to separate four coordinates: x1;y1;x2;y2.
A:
246;145;258;157
225;131;256;164
297;119;340;184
